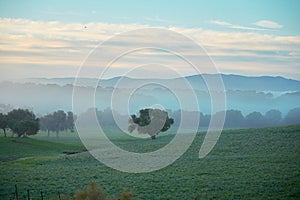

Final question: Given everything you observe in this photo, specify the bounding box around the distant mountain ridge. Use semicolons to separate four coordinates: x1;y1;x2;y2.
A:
1;75;300;115
22;74;300;92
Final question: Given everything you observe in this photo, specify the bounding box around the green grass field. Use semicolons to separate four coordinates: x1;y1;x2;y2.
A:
0;125;300;199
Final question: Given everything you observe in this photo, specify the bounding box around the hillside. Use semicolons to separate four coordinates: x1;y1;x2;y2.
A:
23;74;300;91
1;77;300;115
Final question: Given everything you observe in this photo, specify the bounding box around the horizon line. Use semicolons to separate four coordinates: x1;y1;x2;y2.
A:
8;73;299;82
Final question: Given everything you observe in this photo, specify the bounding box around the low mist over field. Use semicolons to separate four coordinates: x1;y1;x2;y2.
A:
1;74;299;116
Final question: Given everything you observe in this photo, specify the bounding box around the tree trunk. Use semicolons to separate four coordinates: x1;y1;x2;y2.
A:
56;131;59;138
47;130;50;137
3;128;6;137
151;135;156;140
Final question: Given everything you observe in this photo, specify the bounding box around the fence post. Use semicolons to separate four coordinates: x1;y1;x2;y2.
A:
40;191;44;200
15;184;19;200
27;189;30;200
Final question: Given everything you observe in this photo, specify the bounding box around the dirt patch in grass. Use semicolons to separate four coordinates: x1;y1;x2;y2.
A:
0;157;18;162
62;149;87;155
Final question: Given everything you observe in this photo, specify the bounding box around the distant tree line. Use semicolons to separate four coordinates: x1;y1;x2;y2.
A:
171;107;300;128
76;108;126;128
1;107;299;137
0;109;75;138
39;110;75;137
77;107;300;129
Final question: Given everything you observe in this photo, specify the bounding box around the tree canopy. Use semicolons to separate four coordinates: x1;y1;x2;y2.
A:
128;108;174;139
284;107;300;125
40;110;75;137
7;109;39;137
0;113;8;137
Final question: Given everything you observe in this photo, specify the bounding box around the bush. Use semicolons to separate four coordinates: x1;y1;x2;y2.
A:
73;182;133;200
75;182;112;200
120;188;133;200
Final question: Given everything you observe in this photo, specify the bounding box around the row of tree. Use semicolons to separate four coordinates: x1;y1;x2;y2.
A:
77;107;300;129
219;108;299;128
171;108;300;128
39;110;75;137
1;107;299;137
0;109;75;138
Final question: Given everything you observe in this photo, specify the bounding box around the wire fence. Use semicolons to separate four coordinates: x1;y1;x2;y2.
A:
6;184;63;200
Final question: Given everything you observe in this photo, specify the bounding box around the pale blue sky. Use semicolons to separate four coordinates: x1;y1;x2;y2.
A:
0;0;299;80
0;0;299;35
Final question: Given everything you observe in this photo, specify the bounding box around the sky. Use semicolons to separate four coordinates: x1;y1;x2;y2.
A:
0;0;300;80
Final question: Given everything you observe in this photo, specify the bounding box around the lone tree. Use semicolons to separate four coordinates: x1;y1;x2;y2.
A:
0;113;8;137
7;109;39;137
128;108;174;139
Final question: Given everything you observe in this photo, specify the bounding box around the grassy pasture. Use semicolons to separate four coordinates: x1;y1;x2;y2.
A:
0;125;299;199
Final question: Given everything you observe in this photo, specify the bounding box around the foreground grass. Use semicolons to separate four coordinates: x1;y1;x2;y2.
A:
0;125;300;199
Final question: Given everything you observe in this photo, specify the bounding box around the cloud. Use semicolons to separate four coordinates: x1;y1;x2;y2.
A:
211;19;283;31
0;18;299;80
210;20;267;31
253;20;283;29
